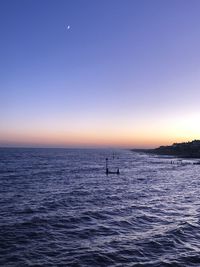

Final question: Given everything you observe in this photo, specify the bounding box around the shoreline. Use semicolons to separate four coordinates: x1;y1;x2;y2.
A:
131;140;200;159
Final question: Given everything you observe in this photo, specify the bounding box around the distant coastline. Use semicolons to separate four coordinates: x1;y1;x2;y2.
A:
132;140;200;158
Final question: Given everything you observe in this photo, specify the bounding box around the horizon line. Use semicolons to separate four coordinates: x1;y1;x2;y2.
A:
0;145;154;150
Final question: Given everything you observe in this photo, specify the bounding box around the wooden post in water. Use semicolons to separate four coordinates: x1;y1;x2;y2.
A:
105;157;120;175
106;158;109;175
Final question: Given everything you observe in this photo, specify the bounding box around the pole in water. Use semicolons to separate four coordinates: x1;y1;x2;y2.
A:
106;158;109;174
105;157;120;174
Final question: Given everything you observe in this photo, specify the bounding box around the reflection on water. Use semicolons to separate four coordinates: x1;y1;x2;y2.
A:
1;148;200;266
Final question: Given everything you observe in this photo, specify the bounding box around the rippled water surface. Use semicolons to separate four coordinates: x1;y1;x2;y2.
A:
1;148;200;267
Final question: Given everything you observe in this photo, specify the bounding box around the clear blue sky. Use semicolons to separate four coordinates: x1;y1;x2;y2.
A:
1;0;200;147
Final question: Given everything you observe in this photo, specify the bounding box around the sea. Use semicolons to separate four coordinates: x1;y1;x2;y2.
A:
1;148;200;267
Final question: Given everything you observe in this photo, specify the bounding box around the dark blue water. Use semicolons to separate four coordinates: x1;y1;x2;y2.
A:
1;148;200;267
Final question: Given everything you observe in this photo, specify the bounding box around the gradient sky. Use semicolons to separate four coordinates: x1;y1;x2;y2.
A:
1;0;200;148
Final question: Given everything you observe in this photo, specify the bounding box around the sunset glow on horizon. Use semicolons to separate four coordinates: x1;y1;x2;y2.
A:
1;0;200;148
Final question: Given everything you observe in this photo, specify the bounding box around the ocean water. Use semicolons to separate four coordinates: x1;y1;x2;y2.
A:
1;148;200;267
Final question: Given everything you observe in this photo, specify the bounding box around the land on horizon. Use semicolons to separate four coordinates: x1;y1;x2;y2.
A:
132;140;200;159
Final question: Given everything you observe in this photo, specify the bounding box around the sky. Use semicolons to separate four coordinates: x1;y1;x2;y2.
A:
1;0;200;148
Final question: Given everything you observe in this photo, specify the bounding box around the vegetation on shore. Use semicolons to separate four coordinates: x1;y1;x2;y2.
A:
132;140;200;158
